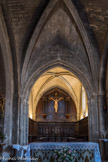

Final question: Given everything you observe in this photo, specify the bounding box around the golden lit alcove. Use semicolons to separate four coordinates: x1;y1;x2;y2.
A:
28;67;88;142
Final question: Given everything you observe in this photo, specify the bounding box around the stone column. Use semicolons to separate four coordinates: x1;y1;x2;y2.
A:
88;100;93;141
89;93;99;142
19;96;24;145
12;94;19;144
98;91;106;138
4;93;19;146
4;93;19;145
24;101;29;145
19;96;29;145
4;93;13;146
22;100;29;145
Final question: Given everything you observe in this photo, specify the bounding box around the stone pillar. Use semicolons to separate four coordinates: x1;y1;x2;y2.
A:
98;91;106;138
24;101;29;145
19;96;29;145
12;94;19;144
89;94;99;142
88;100;92;141
4;93;13;146
88;92;106;141
4;93;19;146
19;96;24;145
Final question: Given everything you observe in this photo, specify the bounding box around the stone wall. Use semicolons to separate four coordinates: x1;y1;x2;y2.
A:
1;0;50;66
79;0;108;53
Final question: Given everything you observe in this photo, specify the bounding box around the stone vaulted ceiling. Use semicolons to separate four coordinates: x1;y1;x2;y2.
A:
29;67;88;121
0;0;107;75
0;0;107;100
0;0;107;64
19;0;101;98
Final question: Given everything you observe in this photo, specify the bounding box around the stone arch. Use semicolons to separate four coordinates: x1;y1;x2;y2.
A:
0;7;14;145
21;0;99;91
23;60;92;101
19;60;100;144
19;0;101;144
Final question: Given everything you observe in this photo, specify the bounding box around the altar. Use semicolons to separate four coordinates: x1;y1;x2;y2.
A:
11;142;101;162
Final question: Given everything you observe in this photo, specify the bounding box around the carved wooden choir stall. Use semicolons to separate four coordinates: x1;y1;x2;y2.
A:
29;89;88;142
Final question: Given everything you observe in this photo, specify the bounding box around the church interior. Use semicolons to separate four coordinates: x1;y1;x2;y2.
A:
0;0;108;161
29;67;88;142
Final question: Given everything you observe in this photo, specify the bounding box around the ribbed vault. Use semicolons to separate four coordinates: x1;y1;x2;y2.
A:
29;67;88;121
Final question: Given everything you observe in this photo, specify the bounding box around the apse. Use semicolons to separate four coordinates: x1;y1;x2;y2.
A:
28;67;88;142
29;67;88;122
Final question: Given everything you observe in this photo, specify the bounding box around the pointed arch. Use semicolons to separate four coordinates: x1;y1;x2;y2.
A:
21;0;99;90
23;60;92;100
19;0;101;144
